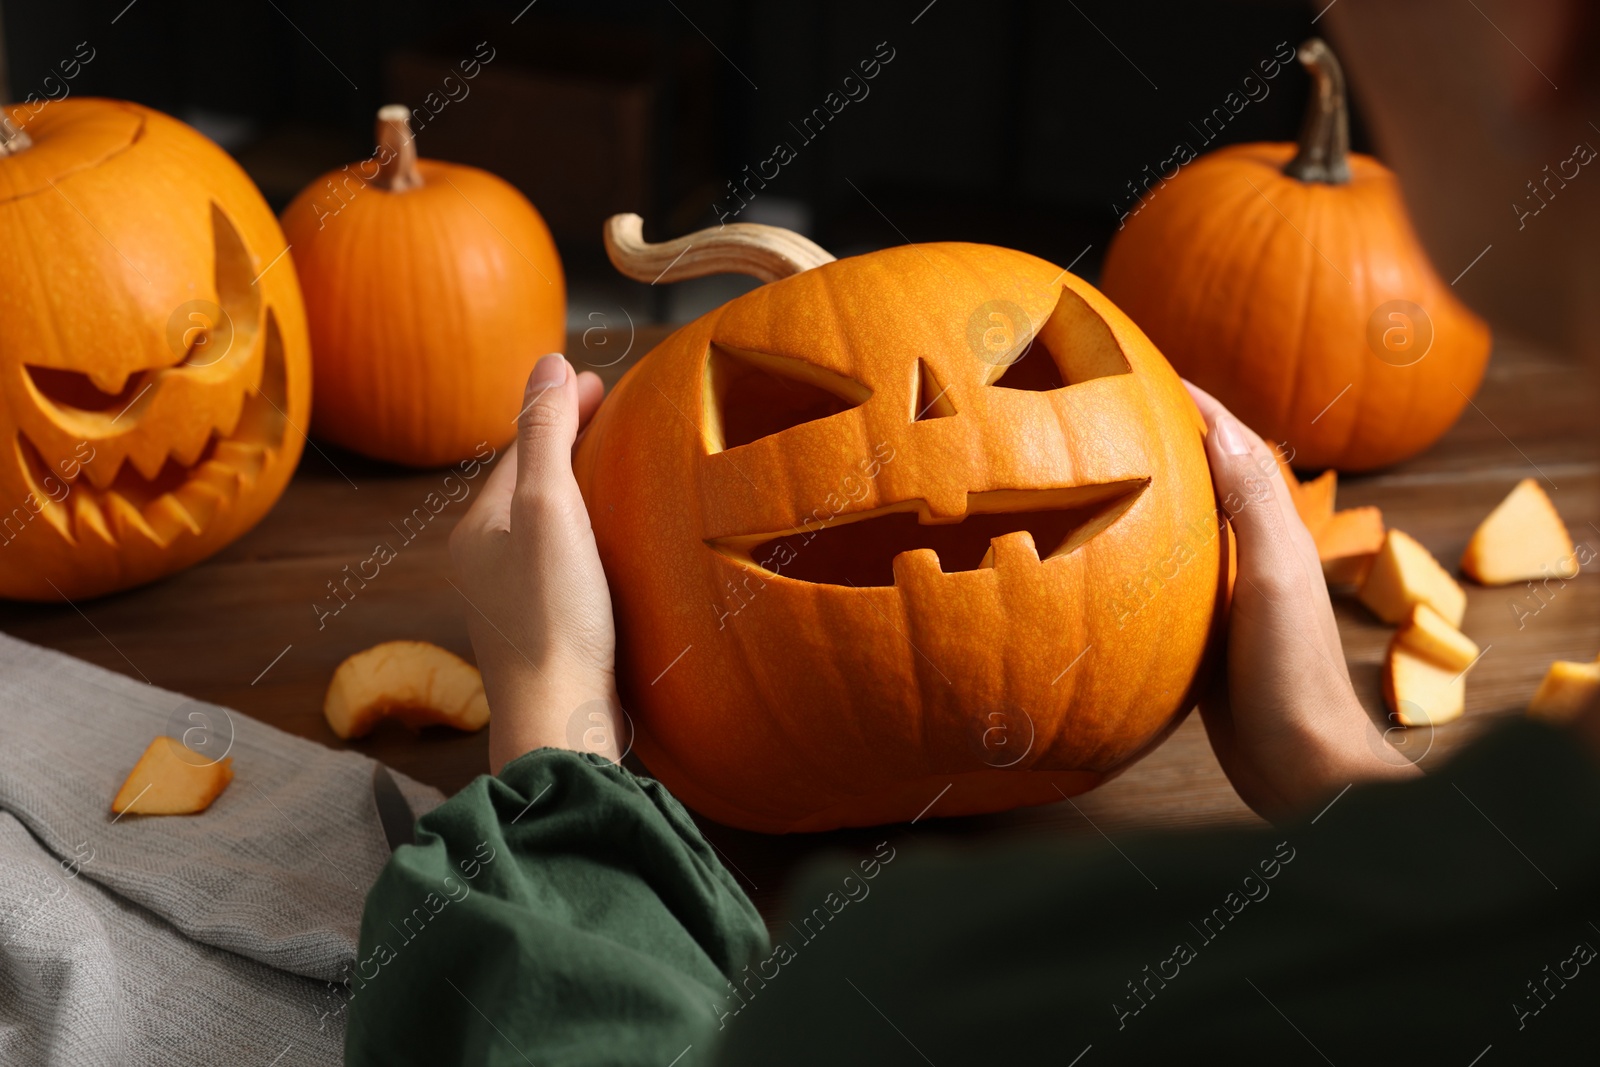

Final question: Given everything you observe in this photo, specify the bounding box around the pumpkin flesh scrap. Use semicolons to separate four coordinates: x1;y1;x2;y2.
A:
323;640;490;740
1395;602;1479;672
1528;660;1600;724
1460;478;1578;586
1358;529;1465;627
111;737;234;815
1384;644;1466;727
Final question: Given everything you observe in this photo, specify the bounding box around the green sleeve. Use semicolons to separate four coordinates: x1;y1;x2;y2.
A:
344;749;770;1066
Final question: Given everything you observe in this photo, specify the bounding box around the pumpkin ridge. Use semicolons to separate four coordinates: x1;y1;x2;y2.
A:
1170;166;1272;383
1335;191;1375;462
1278;180;1328;442
1185;170;1281;422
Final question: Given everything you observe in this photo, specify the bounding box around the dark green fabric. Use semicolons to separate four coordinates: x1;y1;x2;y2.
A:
343;749;769;1066
347;721;1600;1065
715;717;1600;1063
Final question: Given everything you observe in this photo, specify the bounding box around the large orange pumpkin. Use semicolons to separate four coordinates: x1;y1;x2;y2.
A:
0;98;310;601
282;106;565;468
574;216;1230;832
1100;39;1490;472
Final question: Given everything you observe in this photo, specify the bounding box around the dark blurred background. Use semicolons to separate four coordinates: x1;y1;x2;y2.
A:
0;0;1346;323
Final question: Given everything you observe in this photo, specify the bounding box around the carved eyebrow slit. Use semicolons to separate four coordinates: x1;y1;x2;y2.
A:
702;343;871;453
987;286;1132;390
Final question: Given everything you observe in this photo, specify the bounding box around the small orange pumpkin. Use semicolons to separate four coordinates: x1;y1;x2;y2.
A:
574;216;1230;832
282;106;565;468
0;99;310;601
1100;39;1490;472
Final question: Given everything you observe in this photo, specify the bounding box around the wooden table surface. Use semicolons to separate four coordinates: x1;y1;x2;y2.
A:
3;326;1596;919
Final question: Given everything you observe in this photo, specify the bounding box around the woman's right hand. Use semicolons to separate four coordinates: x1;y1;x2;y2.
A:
1186;383;1421;822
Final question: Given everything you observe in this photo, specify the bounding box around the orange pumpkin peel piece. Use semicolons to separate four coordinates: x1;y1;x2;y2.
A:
1382;605;1480;728
1527;657;1600;725
111;737;234;815
323;640;490;740
1269;444;1385;585
1460;478;1579;586
1359;529;1466;627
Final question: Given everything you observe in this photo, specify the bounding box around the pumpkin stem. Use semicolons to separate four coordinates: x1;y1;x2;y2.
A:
1283;38;1351;184
0;114;32;157
371;105;423;192
603;213;835;285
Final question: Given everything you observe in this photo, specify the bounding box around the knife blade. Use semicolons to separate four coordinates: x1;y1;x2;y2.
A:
371;763;416;852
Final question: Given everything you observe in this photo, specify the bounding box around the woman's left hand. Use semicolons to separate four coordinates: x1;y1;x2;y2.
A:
449;353;623;774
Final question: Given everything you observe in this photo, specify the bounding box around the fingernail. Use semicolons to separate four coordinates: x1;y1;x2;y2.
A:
530;352;566;392
1214;414;1251;455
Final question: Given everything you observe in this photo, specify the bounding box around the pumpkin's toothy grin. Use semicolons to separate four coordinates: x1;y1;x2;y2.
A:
710;479;1148;587
12;312;290;547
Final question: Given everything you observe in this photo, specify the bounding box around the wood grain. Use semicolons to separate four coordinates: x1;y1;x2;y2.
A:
2;328;1594;919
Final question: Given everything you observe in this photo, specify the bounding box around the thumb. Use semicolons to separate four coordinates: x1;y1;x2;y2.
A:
514;353;580;499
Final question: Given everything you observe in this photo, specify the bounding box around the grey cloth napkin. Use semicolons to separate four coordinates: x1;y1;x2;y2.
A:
0;631;445;1066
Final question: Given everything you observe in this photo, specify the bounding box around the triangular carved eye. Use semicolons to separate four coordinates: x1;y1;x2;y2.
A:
990;287;1131;390
913;358;956;421
23;202;263;418
705;344;871;452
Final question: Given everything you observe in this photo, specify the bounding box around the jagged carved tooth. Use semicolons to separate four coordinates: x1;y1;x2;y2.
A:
173;481;225;531
81;447;126;491
213;440;266;483
127;440;172;482
213;389;248;442
143;493;201;543
104;491;160;545
169;429;217;469
192;459;244;501
891;547;944;587
987;530;1041;570
72;491;116;547
87;366;136;396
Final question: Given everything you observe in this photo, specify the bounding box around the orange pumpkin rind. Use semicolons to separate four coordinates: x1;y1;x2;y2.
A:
111;737;234;816
576;217;1227;832
1460;478;1579;586
323;640;490;740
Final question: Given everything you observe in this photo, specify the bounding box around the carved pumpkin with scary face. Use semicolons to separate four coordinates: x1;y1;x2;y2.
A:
0;99;310;601
576;218;1229;833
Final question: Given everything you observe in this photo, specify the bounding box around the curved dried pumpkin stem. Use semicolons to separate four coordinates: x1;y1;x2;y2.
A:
1283;38;1351;184
0;114;32;157
603;213;835;285
371;104;423;192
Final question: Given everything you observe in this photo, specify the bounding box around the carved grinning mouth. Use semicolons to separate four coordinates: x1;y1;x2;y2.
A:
708;480;1148;588
699;282;1151;587
10;202;290;547
14;310;289;547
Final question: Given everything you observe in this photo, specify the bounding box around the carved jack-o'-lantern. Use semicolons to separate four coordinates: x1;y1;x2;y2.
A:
575;216;1229;833
0;99;310;601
